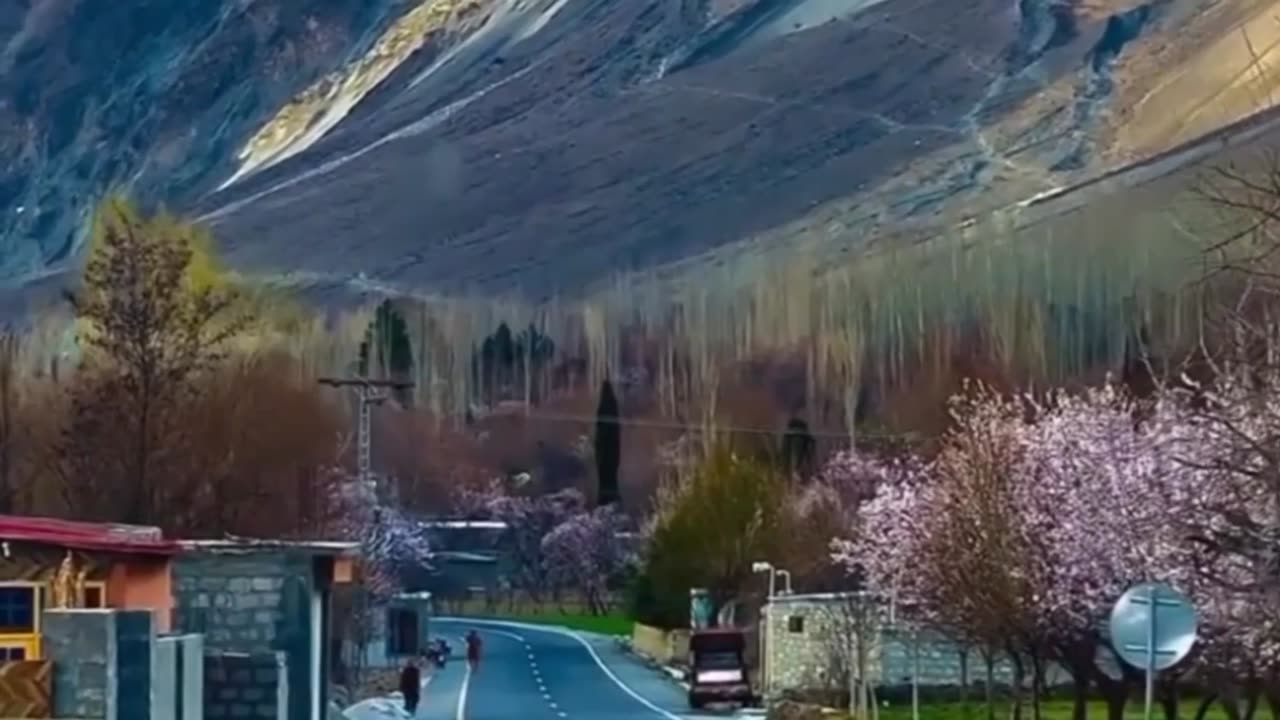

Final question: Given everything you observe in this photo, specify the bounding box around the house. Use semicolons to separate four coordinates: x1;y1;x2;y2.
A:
170;539;358;720
760;592;1035;699
0;514;180;660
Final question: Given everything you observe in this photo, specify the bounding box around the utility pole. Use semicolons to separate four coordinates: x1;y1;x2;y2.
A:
318;377;414;500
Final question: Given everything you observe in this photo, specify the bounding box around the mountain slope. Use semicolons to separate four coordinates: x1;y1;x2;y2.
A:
5;0;1280;297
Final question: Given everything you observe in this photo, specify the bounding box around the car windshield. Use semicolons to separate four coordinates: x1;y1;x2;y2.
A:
696;651;740;669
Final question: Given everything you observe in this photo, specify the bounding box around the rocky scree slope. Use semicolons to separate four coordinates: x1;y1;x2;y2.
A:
5;0;1280;296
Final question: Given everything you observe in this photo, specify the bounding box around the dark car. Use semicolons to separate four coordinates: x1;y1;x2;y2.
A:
687;628;752;709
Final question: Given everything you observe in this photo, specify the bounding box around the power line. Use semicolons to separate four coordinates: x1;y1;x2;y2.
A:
450;407;917;440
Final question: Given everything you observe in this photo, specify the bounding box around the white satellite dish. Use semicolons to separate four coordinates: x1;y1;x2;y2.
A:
1108;582;1198;720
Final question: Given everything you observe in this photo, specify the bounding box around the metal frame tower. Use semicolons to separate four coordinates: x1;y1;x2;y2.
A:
318;377;414;497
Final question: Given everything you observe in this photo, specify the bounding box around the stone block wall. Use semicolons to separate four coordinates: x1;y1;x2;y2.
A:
631;624;691;666
43;609;154;720
763;595;1070;698
171;550;324;720
172;555;293;652
204;652;287;720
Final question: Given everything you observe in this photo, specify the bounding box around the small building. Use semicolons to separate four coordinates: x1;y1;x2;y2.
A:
0;514;180;660
170;539;358;720
761;592;1032;699
345;591;434;669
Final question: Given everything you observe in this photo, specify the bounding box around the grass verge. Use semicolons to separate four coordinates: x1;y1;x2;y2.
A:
855;698;1233;720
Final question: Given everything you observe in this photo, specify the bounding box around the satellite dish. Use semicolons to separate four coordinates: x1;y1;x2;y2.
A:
1108;582;1198;672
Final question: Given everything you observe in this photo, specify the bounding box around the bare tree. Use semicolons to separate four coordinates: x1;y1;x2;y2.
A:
817;592;886;720
60;197;244;524
0;332;17;514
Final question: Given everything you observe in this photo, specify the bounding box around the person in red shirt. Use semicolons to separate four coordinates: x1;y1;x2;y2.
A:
465;630;483;672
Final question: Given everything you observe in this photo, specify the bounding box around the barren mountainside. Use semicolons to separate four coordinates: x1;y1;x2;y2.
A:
4;0;1280;296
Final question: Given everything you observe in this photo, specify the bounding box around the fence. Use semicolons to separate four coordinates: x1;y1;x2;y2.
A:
0;661;51;718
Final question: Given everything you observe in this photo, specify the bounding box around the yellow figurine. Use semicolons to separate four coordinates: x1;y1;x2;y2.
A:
50;551;76;609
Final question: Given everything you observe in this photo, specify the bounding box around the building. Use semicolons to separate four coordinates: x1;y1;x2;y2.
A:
345;591;434;669
170;539;358;720
0;514;180;660
759;592;1067;701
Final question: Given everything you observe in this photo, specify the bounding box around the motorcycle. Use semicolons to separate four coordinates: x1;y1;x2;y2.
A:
424;638;451;668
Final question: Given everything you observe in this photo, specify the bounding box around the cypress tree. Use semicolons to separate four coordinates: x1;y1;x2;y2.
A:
594;379;621;506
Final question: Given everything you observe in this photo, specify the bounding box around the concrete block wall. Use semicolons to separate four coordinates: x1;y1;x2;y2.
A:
204;652;288;720
172;551;323;720
43;609;155;720
763;596;1071;697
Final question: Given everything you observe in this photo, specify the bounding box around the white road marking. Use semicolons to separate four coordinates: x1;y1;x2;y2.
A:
456;660;473;720
436;617;682;720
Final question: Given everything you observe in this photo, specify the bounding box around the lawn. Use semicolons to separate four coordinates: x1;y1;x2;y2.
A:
864;698;1236;720
492;611;634;636
445;596;635;635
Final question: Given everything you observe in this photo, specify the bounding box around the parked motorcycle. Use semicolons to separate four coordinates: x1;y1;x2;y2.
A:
424;638;451;668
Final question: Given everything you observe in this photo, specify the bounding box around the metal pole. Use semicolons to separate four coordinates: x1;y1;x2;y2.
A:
1145;588;1156;720
911;628;920;720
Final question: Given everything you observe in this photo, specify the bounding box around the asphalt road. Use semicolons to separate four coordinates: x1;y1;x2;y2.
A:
423;618;731;720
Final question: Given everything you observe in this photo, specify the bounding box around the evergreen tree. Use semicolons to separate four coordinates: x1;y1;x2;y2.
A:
358;300;414;404
594;379;621;506
780;417;816;477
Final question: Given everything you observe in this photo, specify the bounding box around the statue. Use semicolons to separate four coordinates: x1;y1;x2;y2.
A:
50;551;79;609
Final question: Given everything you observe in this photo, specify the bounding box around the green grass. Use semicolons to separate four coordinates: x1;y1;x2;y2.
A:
857;698;1238;720
446;598;636;635
492;611;635;636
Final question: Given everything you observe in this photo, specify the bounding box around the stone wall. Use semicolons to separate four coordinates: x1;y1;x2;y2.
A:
43;609;154;720
171;550;326;720
631;624;690;666
763;594;1067;697
204;652;287;720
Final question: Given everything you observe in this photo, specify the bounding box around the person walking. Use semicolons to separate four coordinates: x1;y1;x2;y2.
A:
465;629;483;673
399;658;421;715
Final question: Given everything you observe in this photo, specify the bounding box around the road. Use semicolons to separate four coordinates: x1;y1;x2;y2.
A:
418;618;735;720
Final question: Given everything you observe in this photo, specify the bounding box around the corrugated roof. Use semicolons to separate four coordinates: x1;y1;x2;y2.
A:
0;515;180;555
178;538;360;556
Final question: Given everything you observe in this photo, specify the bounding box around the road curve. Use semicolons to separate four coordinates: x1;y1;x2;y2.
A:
429;617;713;720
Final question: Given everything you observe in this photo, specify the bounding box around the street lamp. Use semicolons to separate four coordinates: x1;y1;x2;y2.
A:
776;569;793;595
752;561;776;597
752;560;791;701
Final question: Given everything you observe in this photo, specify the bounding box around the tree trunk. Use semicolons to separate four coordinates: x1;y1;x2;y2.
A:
1029;649;1044;720
1242;682;1260;720
1093;671;1129;720
984;651;996;720
1193;694;1218;720
1158;677;1179;720
1009;648;1025;720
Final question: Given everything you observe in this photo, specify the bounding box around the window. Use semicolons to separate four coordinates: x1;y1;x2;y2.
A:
0;587;35;634
387;609;419;656
0;646;26;661
787;615;805;634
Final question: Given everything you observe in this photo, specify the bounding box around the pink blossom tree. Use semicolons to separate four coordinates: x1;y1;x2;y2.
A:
542;505;635;615
326;468;433;600
451;481;585;604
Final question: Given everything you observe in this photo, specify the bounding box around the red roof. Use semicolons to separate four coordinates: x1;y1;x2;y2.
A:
0;515;180;556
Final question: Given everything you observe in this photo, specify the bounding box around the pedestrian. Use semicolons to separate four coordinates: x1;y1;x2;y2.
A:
465;629;483;673
399;658;421;715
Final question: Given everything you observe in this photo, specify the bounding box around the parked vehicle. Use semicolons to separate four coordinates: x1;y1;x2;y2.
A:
424;638;451;668
687;628;752;709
